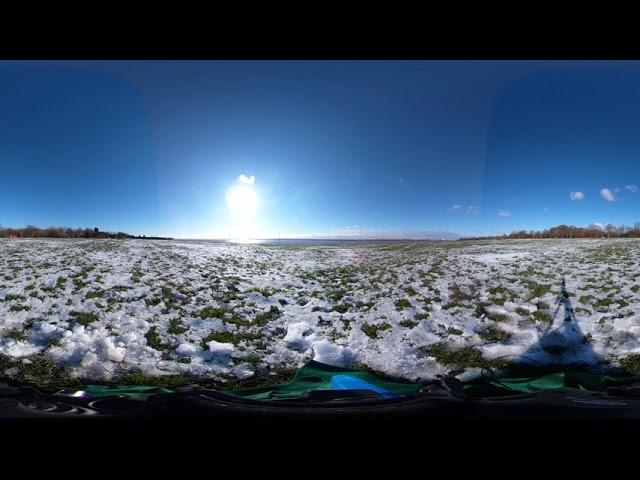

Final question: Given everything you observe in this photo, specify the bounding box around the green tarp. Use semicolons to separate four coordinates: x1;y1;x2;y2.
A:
462;371;640;397
75;361;640;399
82;384;174;398
228;360;424;399
77;361;424;398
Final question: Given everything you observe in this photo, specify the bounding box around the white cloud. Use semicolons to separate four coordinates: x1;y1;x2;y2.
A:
600;188;615;202
594;223;604;229
498;210;510;217
614;188;621;193
447;204;462;212
570;191;584;200
467;206;479;214
238;174;255;184
626;184;638;192
543;207;549;211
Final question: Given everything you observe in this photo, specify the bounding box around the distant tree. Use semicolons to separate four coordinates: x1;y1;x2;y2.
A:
24;225;38;238
43;227;60;238
0;224;130;239
605;223;615;238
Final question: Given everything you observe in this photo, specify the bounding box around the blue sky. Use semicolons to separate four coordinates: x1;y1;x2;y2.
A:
2;60;640;239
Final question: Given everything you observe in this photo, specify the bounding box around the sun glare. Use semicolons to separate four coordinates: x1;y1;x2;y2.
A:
225;185;258;220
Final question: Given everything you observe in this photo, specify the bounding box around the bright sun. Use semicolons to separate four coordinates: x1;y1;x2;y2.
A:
225;185;258;220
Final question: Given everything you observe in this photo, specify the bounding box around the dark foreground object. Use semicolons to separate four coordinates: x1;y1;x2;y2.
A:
4;381;640;424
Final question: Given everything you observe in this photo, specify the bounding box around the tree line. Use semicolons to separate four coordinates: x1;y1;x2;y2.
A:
462;222;640;240
0;225;133;239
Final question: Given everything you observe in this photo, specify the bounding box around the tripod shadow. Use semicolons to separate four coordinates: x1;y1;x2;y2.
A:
519;277;609;372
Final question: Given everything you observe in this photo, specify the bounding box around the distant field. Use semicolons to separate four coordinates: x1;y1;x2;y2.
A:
1;237;640;391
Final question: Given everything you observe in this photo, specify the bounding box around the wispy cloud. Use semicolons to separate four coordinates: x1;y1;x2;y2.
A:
543;207;549;211
614;187;621;193
626;184;638;192
600;188;615;202
449;204;479;214
505;198;517;203
238;174;255;184
570;191;584;200
498;210;510;217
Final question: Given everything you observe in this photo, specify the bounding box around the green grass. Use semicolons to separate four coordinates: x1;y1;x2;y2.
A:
328;289;347;302
399;319;418;328
145;326;173;351
361;322;392;339
198;306;231;320
332;304;350;313
4;294;26;302
9;304;30;312
200;330;261;347
446;283;476;306
355;300;375;309
70;311;100;327
395;298;412;311
203;367;299;392
254;306;281;326
488;285;509;296
167;318;188;335
0;353;79;392
478;325;511;343
422;343;485;369
404;286;418;296
618;355;640;375
523;281;552;300
486;312;507;322
7;328;28;341
200;330;237;346
594;297;614;308
86;290;105;299
254;287;275;297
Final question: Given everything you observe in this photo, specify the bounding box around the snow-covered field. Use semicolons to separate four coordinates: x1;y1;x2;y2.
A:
1;238;639;388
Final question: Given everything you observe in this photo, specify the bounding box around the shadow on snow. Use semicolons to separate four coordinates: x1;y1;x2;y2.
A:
516;277;610;373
